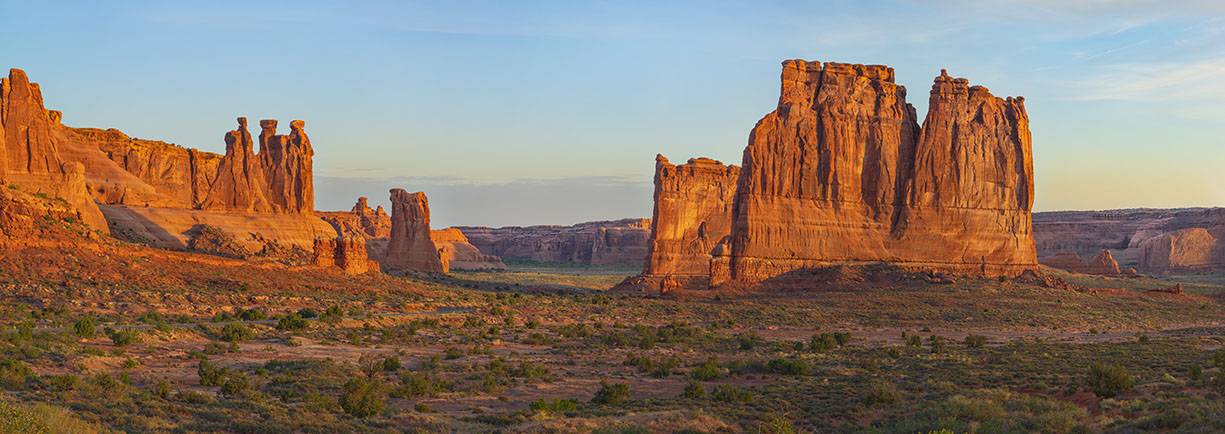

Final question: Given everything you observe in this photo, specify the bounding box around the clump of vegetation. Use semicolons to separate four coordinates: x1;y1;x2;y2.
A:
391;371;444;399
862;380;901;407
221;323;255;342
319;306;345;324
766;358;810;376
690;357;725;381
197;359;228;387
1088;363;1133;398
591;381;630;405
928;335;946;354
810;333;838;352
681;381;706;399
106;328;139;346
72;317;96;338
529;398;578;416
711;384;753;403
340;377;387;417
276;313;307;331
0;359;33;390
737;333;761;350
964;334;988;348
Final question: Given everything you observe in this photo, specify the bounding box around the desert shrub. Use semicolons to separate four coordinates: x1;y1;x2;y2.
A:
0;401;104;434
197;359;228;387
766;358;810;376
530;398;578;415
928;335;945;354
297;308;319;319
221;323;254;342
276;313;307;331
320;306;344;324
759;413;797;434
72;317;96;338
42;374;82;392
906;334;922;348
681;381;706;399
391;371;443;399
236;308;266;321
340;377;386;417
444;347;465;360
964;334;988;348
219;371;252;397
711;384;753;403
591;381;630;405
862;380;901;406
691;357;724;381
624;355;678;378
1088;363;1133;398
107;328;139;346
833;332;851;346
737;333;760;350
0;359;33;390
382;356;402;372
1189;365;1203;381
810;333;838;352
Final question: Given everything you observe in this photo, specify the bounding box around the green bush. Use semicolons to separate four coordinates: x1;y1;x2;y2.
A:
236;308;266;321
691;357;724;381
905;334;922;347
221;323;255;342
1088;363;1133;398
340;377;386;417
737;333;760;351
219;371;252;397
862;380;901;406
0;401;104;434
276;313;307;331
72;317;96;338
0;359;33;390
529;398;578;415
711;384;753;403
928;335;945;354
107;328;139;346
810;333;838;352
833;332;851;346
320;306;345;324
591;381;630;405
681;381;706;399
297;308;319;319
382;356;402;372
392;371;443;399
197;359;228;387
766;358;810;376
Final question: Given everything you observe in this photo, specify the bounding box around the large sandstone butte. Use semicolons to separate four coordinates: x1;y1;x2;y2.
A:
1;67;331;250
640;156;739;288
628;60;1037;291
319;196;501;271
1034;208;1225;273
384;189;446;273
432;228;507;271
457;218;651;267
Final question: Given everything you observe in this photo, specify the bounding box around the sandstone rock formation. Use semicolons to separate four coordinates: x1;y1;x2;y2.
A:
625;60;1037;291
200;118;274;212
384;189;446;273
258;119;314;213
313;235;377;275
637;155;739;290
1042;250;1123;275
457;218;650;267
1034;208;1225;273
432;228;507;271
350;196;392;238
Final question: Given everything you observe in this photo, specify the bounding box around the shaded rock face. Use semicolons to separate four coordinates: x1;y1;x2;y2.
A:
351;196;391;238
384;189;446;273
201;118;274;212
313;235;376;275
1043;250;1123;275
258;119;314;214
627;60;1036;290
457;218;650;267
432;228;507;271
1034;208;1225;273
639;155;740;290
0;69;108;234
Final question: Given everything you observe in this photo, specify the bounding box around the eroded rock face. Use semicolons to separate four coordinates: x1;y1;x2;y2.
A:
432;228;507;271
2;68;63;177
1043;249;1123;275
457;218;650;267
1034;208;1225;273
626;59;1037;290
313;235;376;275
638;155;740;290
200;118;274;212
384;188;446;273
259;119;314;214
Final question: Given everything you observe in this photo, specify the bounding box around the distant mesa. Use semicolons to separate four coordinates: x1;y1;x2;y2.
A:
621;59;1038;292
1035;208;1225;274
455;218;650;268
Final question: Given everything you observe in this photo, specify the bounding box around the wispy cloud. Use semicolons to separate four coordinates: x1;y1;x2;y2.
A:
1067;58;1225;101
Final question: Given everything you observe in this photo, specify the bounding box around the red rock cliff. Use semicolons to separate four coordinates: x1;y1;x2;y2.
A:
259;119;314;213
383;188;446;273
639;155;740;289
457;218;650;267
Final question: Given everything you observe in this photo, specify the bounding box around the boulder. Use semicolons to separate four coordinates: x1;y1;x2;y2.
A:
314;235;377;275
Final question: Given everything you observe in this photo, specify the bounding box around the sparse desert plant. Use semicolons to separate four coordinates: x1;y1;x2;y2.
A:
862;380;901;406
964;334;988;348
759;413;797;434
737;333;760;350
320;306;344;324
691;357;724;381
391;371;443;399
197;359;228;387
444;347;464;360
591;381;630;405
529;398;578;415
107;328;139;346
711;384;753;403
221;323;254;342
906;334;923;348
296;307;319;319
276;313;307;331
766;358;810;376
219;370;252;397
681;381;706;399
0;359;33;390
341;377;386;417
928;335;945;354
72;317;96;338
1088;363;1133;398
833;332;851;346
382;356;402;372
810;333;838;352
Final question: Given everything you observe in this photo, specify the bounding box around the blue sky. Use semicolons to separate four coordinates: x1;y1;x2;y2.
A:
3;0;1223;226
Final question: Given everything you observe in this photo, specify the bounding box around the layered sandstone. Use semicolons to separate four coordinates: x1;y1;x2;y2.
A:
1042;250;1124;275
383;189;446;273
432;228;507;271
313;235;377;275
1034;208;1225;272
637;155;740;290
258;120;314;213
200;118;274;212
457;218;650;267
625;60;1037;290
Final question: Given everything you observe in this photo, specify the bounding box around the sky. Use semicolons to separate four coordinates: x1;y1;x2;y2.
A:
2;0;1223;227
